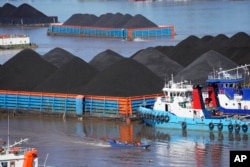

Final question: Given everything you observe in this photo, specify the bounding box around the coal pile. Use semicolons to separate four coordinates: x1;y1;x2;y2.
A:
94;13;116;27
63;14;98;26
103;13;125;28
131;47;184;80
115;14;133;28
0;32;249;97
42;47;75;68
72;58;164;96
206;34;230;49
155;32;250;67
123;14;157;28
173;50;238;84
33;56;99;93
6;3;47;18
213;32;250;65
0;49;57;91
228;32;250;47
63;13;158;28
0;3;16;18
154;32;250;84
156;35;210;67
0;3;58;25
89;49;124;71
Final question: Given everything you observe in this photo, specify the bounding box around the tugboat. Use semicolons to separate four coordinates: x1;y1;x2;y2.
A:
206;64;250;117
0;117;49;167
0;34;37;49
0;138;39;167
137;75;250;133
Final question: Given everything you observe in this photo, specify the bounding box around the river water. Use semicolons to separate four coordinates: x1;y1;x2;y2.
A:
0;116;249;167
0;0;250;166
0;0;250;64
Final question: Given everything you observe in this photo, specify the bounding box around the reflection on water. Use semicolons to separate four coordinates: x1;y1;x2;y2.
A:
0;117;249;167
140;126;249;167
139;125;249;143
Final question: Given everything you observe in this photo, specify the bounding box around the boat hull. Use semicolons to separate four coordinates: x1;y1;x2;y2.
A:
108;140;150;149
138;106;250;134
219;107;250;117
0;43;38;50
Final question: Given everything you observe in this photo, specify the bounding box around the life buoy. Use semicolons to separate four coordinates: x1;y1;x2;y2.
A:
181;122;187;130
235;124;241;133
228;124;233;133
209;122;214;130
242;124;248;133
217;123;223;131
164;115;170;122
160;115;164;121
150;114;154;119
146;114;150;119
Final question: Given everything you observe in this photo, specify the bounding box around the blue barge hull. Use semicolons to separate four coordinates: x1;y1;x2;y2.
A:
47;24;175;40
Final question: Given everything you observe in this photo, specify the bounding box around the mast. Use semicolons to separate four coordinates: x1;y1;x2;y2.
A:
7;114;9;149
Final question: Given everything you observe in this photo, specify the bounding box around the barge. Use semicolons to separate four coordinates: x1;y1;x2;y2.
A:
47;24;175;40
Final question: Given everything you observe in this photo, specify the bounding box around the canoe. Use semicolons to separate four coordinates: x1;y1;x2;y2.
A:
108;140;150;149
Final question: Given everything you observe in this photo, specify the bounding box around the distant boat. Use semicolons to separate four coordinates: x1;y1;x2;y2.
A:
137;75;250;133
206;64;250;117
0;34;38;49
108;140;150;149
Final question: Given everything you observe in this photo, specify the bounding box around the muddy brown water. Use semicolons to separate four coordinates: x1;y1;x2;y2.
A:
0;115;249;167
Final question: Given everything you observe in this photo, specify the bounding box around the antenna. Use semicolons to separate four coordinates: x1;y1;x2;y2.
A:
7;114;9;148
43;153;49;167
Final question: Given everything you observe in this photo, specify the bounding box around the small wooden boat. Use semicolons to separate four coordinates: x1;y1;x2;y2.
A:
108;140;150;149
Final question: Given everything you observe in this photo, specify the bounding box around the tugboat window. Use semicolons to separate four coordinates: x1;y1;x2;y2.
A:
10;161;15;167
165;104;168;111
1;162;7;167
238;103;241;109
